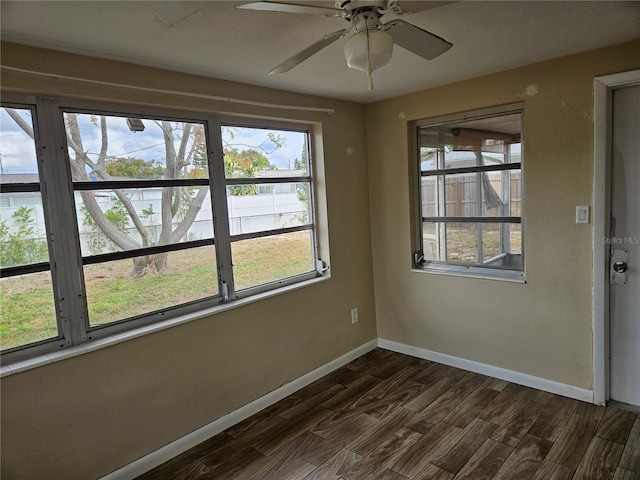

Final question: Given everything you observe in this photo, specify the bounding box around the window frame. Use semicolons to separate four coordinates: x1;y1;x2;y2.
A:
219;116;320;300
412;105;525;281
1;95;327;364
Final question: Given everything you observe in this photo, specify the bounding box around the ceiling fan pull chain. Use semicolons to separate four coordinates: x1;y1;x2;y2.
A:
365;16;374;91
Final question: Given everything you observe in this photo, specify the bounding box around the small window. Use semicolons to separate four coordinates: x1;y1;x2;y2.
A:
415;108;524;279
222;125;316;292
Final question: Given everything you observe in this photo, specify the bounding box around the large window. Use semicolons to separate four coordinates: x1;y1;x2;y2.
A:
0;98;325;361
414;108;524;278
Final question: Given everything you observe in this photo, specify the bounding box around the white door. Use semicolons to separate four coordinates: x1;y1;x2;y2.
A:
610;84;640;407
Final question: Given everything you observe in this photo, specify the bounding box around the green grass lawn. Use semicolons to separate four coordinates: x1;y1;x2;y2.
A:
0;233;313;350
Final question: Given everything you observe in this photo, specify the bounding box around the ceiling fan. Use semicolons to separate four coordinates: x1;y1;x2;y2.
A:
236;0;453;90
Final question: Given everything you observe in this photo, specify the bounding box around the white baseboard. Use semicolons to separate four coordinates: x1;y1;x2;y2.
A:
378;339;594;403
100;339;378;480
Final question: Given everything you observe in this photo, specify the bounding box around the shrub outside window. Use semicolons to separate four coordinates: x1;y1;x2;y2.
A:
0;97;325;362
415;107;524;279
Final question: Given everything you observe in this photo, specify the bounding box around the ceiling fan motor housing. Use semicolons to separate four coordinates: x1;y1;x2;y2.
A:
339;0;387;14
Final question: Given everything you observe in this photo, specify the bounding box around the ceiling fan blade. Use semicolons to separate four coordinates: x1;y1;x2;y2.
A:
269;29;348;75
236;1;345;16
386;19;452;60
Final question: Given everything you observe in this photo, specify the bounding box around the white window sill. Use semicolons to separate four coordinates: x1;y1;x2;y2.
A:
0;275;330;378
412;267;526;283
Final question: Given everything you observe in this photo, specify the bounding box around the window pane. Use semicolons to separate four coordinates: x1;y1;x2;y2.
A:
510;224;522;254
227;182;311;235
445;222;478;264
422;221;439;261
63;113;208;181
232;231;314;291
482;224;502;262
84;245;218;327
75;187;213;256
419;113;521;171
423;221;522;268
0;107;39;178
420;177;438;217
222;126;309;178
0;272;58;350
437;171;521;218
1;197;49;267
419;139;439;171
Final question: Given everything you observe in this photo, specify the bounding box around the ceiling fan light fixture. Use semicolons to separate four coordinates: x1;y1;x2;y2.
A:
343;29;393;74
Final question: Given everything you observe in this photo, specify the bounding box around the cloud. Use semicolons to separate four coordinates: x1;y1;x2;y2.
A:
0;109;39;174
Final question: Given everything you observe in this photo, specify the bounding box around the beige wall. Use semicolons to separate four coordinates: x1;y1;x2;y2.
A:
367;40;640;390
0;43;377;479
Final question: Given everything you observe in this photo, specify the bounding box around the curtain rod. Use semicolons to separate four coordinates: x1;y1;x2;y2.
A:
1;66;336;116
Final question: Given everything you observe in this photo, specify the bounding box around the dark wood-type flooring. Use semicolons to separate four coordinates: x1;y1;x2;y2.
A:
138;349;640;480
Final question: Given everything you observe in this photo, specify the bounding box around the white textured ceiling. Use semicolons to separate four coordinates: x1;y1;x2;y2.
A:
1;1;639;103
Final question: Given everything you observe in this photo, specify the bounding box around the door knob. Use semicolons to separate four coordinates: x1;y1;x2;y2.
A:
613;261;628;274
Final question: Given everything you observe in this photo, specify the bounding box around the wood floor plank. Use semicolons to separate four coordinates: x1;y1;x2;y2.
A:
492;434;553;480
619;418;640;473
426;363;472;381
415;463;455;480
342;427;422;480
545;412;599;469
311;410;378;445
366;366;425;399
136;432;235;479
390;421;462;478
489;400;545;448
527;395;578;442
136;458;211;480
573;436;625;480
278;382;346;420
614;467;640;480
236;430;325;480
347;406;416;456
595;406;637;444
251;405;334;455
430;417;498;475
403;376;457;412
480;377;509;391
302;448;362;480
375;468;413;480
193;434;262;474
341;380;425;420
199;440;265;479
345;349;395;373
407;376;482;429
477;387;528;425
368;353;421;379
442;387;500;428
575;400;607;420
531;460;575;480
320;374;380;410
327;365;368;387
226;411;287;443
479;388;537;428
451;438;513;480
300;434;344;467
261;456;317;480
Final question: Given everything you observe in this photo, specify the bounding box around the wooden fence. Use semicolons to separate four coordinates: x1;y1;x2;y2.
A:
421;171;521;218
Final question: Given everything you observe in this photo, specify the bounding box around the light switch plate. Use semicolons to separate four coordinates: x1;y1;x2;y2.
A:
576;206;590;224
